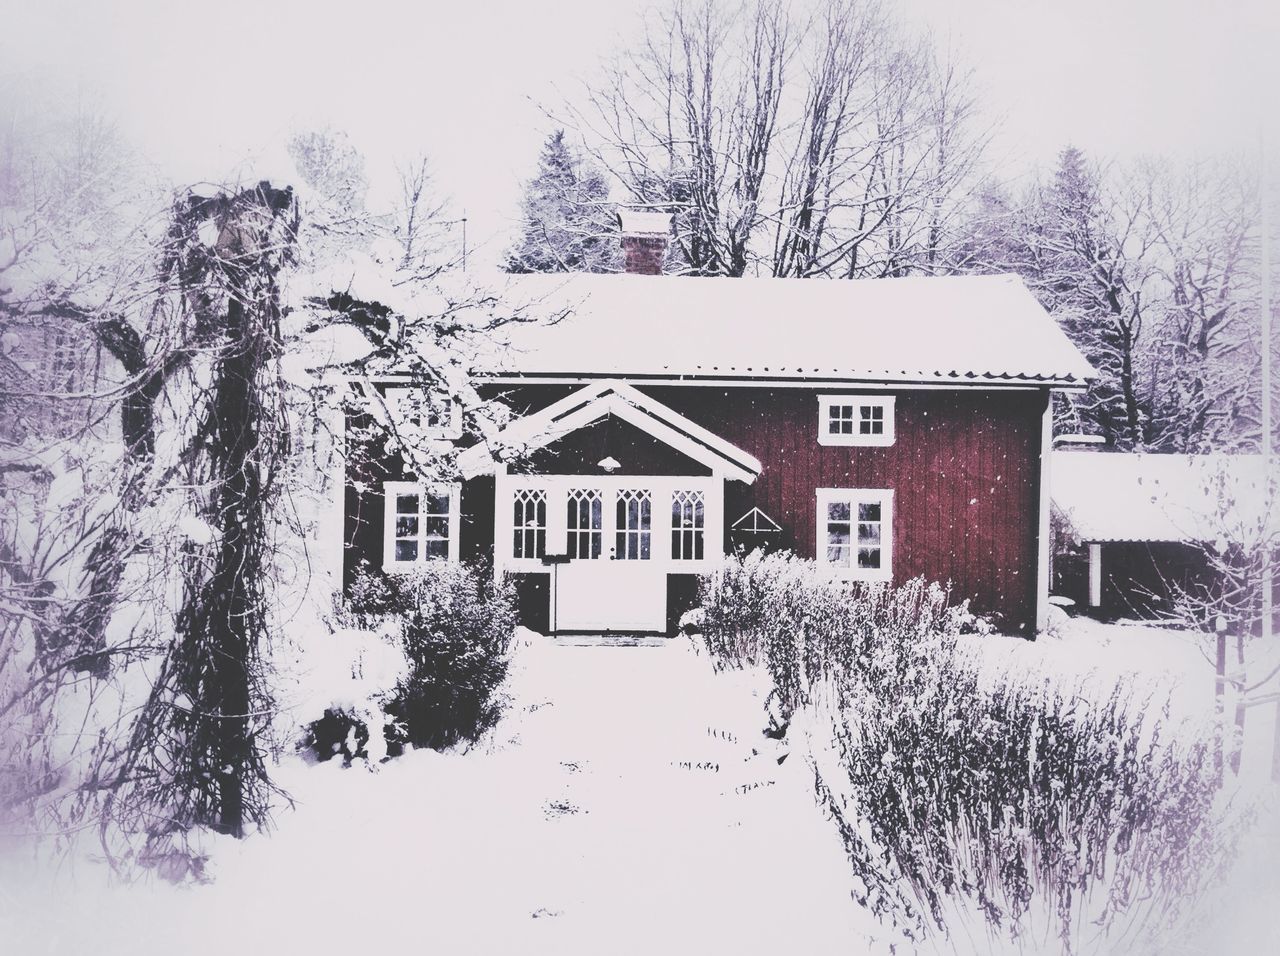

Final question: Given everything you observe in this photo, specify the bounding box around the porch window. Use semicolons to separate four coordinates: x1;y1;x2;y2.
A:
671;490;705;561
615;489;652;560
513;488;547;560
818;395;895;447
384;482;458;568
816;488;893;581
566;488;603;559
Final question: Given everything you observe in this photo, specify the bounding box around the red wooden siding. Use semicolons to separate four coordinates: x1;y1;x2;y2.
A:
481;383;1048;634
345;382;1048;635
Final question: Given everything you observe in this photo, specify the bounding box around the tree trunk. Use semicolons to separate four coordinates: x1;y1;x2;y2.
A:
1215;629;1227;778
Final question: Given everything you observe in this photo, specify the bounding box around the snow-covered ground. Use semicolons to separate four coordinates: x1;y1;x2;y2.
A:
3;618;1277;955
1;633;876;955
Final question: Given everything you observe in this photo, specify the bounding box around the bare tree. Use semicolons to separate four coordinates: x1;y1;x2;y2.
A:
394;155;450;274
1145;159;1260;452
952;149;1262;452
1158;462;1278;775
559;0;985;278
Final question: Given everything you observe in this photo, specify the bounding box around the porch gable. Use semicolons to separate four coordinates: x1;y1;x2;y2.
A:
458;380;762;484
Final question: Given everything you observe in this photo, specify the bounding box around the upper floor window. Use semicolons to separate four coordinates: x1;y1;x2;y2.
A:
384;482;460;568
818;395;895;447
382;386;462;440
816;488;893;581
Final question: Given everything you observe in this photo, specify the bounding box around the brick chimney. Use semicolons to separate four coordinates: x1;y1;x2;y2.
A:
617;210;672;275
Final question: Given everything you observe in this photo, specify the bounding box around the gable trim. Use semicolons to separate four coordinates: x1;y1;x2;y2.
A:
459;380;761;484
731;506;782;532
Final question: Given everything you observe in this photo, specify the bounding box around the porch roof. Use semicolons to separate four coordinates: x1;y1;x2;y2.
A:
458;380;762;483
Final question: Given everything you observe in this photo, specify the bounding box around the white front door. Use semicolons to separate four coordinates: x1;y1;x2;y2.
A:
495;475;723;634
558;486;666;632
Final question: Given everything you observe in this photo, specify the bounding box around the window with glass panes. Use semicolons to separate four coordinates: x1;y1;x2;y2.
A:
818;489;892;580
387;487;453;565
513;488;547;560
615;489;652;560
818;395;895;446
671;490;705;560
566;488;603;559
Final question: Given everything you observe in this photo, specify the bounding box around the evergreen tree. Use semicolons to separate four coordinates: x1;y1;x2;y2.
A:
953;148;1153;447
505;131;618;273
1035;147;1149;448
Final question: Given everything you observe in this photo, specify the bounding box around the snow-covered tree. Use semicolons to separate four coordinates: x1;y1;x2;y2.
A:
505;130;618;274
950;148;1263;452
0;106;562;873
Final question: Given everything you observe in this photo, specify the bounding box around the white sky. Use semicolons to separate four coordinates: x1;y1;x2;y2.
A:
1;0;1274;266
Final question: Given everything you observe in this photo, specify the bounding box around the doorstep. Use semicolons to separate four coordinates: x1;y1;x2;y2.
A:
549;632;672;648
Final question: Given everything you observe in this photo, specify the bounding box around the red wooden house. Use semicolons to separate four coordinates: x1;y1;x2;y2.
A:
344;214;1094;637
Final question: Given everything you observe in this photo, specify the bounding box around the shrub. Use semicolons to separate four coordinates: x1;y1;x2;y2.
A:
301;707;372;764
699;552;1252;953
346;562;517;753
293;622;410;765
699;550;977;720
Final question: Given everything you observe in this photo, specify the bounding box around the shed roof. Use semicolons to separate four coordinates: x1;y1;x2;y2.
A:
1051;451;1277;544
479;272;1094;386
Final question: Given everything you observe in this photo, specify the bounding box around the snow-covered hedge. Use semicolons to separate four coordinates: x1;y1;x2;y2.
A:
340;562;517;754
698;551;1252;953
699;550;978;723
292;626;409;765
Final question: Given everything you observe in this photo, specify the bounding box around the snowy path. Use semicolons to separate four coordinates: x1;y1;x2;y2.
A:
6;635;870;955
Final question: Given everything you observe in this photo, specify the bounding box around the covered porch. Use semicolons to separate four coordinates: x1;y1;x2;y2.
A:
459;381;761;634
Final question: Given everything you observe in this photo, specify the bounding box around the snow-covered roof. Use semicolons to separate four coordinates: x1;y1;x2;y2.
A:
1051;451;1277;544
479;272;1095;386
616;210;673;237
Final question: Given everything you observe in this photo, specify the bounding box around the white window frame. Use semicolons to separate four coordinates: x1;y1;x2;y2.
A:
382;386;463;441
383;481;461;569
512;487;548;560
494;475;723;574
671;489;706;561
816;487;893;582
817;394;895;447
566;487;604;560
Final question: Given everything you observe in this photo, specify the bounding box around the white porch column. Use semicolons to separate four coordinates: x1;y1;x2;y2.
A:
493;465;509;582
706;476;725;561
546;477;569;557
1088;543;1103;608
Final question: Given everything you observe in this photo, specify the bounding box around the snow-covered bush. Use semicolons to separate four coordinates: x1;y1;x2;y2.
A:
699;550;977;722
815;641;1249;952
292;625;409;766
345;562;517;753
699;552;1252;953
